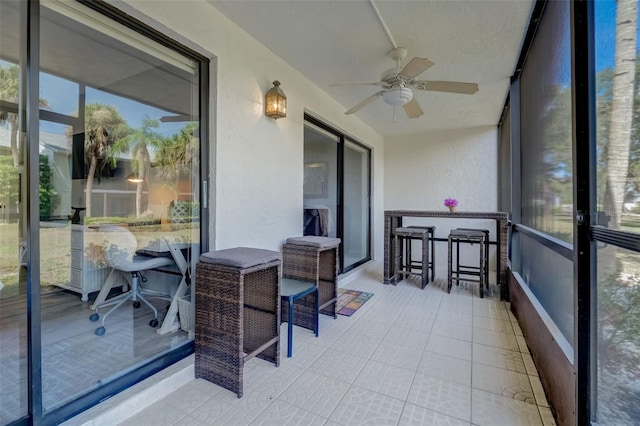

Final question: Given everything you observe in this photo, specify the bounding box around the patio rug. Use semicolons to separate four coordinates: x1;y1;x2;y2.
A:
336;289;374;316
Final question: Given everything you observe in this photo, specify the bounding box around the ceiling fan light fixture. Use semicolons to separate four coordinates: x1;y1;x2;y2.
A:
383;86;413;106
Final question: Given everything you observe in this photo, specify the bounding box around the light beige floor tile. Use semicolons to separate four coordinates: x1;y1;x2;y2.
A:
472;302;510;321
538;406;557;426
353;360;414;400
407;374;472;422
331;331;381;358
164;379;224;414
394;313;435;332
370;340;423;371
208;394;272;426
472;364;535;404
281;341;326;369
431;320;473;342
472;343;526;374
171;414;210;426
436;309;473;327
521;353;539;377
382;326;429;349
417;351;472;387
471;389;542;426
511;321;524;336
307;348;368;384
473;328;519;351
117;400;189;426
425;334;472;361
399;403;471;426
471;316;514;334
248;400;326;426
516;335;530;353
277;370;350;417
186;389;240;423
529;375;549;407
329;386;404;426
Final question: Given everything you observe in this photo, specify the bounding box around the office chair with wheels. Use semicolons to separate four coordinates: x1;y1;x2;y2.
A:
89;226;173;336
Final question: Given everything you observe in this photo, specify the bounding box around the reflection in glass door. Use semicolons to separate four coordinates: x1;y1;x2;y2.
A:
0;1;28;424
38;0;201;414
303;123;338;239
303;117;371;273
343;140;370;270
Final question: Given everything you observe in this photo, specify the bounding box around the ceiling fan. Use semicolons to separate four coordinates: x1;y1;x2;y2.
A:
332;47;479;119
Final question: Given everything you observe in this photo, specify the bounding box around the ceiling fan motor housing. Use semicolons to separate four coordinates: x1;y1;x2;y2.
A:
383;86;413;106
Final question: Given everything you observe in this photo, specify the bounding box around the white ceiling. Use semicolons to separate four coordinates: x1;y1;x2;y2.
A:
208;0;534;138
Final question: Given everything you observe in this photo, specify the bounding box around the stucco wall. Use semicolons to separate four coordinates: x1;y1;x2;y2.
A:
385;126;499;278
115;0;385;259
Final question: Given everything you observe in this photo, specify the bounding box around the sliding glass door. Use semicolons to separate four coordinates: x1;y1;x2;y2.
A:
0;1;208;423
0;2;28;423
343;140;370;269
303;116;371;272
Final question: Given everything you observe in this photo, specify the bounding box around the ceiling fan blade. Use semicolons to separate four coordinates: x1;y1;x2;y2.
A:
345;91;385;115
398;57;435;79
403;98;423;119
329;81;384;87
160;114;192;122
416;81;479;95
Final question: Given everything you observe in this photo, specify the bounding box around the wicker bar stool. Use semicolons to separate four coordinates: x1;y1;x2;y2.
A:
195;247;281;398
456;227;490;286
281;236;341;320
447;229;487;298
394;227;431;289
406;225;436;282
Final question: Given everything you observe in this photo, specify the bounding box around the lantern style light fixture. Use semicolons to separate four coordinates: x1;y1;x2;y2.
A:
265;80;287;119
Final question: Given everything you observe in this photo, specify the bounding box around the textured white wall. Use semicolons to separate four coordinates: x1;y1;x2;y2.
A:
385;126;499;278
117;0;385;258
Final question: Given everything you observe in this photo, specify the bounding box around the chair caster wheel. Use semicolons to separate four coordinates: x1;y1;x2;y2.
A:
133;301;141;308
95;327;106;336
149;319;159;327
89;313;99;322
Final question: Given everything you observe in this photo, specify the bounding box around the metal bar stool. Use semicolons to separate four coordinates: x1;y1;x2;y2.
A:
447;229;487;298
394;227;431;289
405;225;436;282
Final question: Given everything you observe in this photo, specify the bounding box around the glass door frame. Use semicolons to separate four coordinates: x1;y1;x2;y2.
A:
303;114;372;273
10;1;210;424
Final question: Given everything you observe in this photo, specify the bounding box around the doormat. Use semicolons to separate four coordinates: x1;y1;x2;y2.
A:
336;288;374;316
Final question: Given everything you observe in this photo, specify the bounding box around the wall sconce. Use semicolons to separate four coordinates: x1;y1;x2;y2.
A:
265;80;287;119
126;172;144;183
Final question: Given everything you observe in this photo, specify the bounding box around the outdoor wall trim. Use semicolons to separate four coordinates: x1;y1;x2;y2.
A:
509;269;575;426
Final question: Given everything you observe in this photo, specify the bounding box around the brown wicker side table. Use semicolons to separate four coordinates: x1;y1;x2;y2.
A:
195;247;281;398
281;236;341;331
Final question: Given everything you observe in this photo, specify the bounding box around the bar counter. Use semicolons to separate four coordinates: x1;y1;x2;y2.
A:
384;210;509;300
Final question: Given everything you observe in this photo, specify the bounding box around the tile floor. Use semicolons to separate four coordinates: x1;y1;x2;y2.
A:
115;267;557;426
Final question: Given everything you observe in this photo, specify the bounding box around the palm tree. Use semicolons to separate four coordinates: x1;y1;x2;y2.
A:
604;0;638;229
0;63;50;167
83;104;129;217
122;116;162;217
155;122;198;201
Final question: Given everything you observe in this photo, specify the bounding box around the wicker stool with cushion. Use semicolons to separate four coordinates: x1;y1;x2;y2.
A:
195;247;281;398
447;229;487;298
406;225;436;282
456;227;490;286
281;236;341;322
393;227;431;289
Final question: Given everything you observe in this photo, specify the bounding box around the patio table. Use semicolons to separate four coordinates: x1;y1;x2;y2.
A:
384;210;509;300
